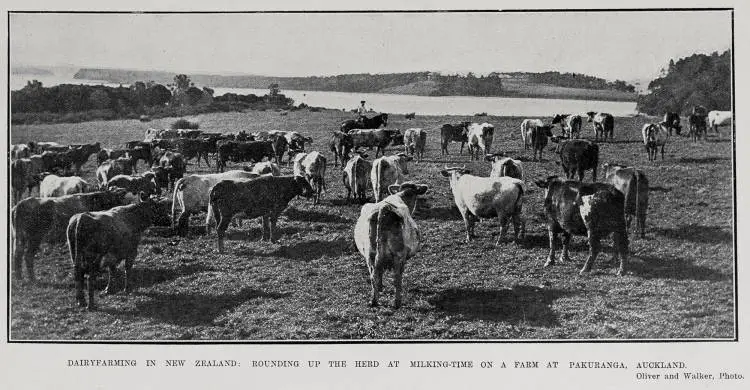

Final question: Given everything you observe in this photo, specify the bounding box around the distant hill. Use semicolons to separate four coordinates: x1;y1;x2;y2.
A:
74;68;637;101
12;66;53;76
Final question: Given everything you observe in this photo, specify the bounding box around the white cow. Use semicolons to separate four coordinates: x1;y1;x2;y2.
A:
39;175;92;198
402;128;427;162
171;170;259;235
707;110;732;136
246;161;281;176
642;123;669;161
371;153;412;202
520;119;544;150
467;122;495;160
353;182;428;308
485;154;523;180
441;166;525;244
343;152;372;203
293;151;327;203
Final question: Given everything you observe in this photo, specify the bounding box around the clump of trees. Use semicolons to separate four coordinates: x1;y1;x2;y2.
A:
637;50;731;115
11;74;294;125
170;118;200;130
524;71;635;92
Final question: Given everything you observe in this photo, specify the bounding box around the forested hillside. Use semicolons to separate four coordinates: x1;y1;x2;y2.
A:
636;50;731;115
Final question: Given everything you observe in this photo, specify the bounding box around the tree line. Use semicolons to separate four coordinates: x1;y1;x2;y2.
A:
11;75;294;124
636;50;731;115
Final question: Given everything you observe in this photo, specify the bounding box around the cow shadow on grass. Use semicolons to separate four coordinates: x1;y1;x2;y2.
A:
517;233;590;252
416;205;461;221
118;288;290;326
627;254;729;281
87;263;218;292
649;186;671;193
654;224;733;245
223;225;304;241
675;157;731;164
234;237;355;260
426;285;573;326
284;207;352;223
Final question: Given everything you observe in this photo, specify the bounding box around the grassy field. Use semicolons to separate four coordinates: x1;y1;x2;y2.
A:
9;109;734;340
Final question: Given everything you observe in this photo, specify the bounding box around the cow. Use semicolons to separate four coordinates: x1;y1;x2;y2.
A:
554;139;599;181
403;128;427;162
66;195;163;310
467;122;494;160
126;146;153;172
171;170;260;236
269;130;313;152
176;129;203;138
208;175;314;253
10;143;33;160
642;123;669;161
440;166;525;244
688;113;707;141
293;151;327;204
97;148;130;166
708;110;732;136
171;138;211;167
552;114;583;139
156;151;187;190
349;129;402;158
530;124;555;161
354;182;428;308
35;142;68;153
96;157;134;188
39;175;92;198
534;176;628;276
11;189;127;281
520;119;544;149
67;142;101;174
145;128;179;141
216;140;274;172
11;158;45;204
371;153;413;202
245;161;281;176
603;163;649;238
106;173;160;202
485;154;523;180
440;122;470;155
343;152;372;203
405;112;416;120
586;112;614;142
40;150;74;175
328;131;354;167
661;112;681;136
271;133;289;164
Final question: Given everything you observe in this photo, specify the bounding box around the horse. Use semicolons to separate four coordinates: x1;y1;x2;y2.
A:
340;113;389;133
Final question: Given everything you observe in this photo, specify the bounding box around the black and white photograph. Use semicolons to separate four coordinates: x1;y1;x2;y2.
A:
2;1;747;388
6;8;736;341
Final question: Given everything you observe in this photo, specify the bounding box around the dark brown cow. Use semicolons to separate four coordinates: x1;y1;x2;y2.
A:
96;157;134;188
603;163;649;238
531;124;554;161
11;189;127;281
535;176;628;276
661;112;682;136
440;122;470;155
156;151;187;190
328;131;354;167
66;196;162;310
348;129;402;158
215;140;274;172
107;173;160;200
97;148;129;166
271;134;289;164
208;175;314;253
554;139;599;181
67;143;101;174
172;138;212;167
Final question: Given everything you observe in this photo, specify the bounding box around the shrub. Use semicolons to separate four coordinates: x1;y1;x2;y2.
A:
170;118;200;130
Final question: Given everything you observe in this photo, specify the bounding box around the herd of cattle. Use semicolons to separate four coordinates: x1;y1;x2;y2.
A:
9;107;733;310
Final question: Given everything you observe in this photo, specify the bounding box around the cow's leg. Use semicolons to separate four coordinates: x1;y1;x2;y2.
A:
25;236;43;283
577;169;584;182
124;257;134;294
661;145;665;160
393;260;405;309
462;212;477;243
592;165;597;182
103;262;117;295
87;265;99;311
512;207;525;242
13;239;25;280
216;214;230;253
74;266;86;308
370;267;382;307
495;212;509;246
545;229;557;267
580;233;601;275
560;231;572;263
613;230;629;276
177;210;191;237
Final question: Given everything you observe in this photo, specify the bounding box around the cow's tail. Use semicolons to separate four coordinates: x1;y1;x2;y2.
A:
375;159;384;202
352;160;359;199
171;178;185;227
634;170;641;235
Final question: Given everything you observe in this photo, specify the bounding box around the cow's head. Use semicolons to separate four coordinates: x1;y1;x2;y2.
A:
586;112;596;122
440;165;471;186
603;162;627;178
388;182;429;215
484;153;506;162
539;125;555;137
534;175;563;198
551;114;569;125
294;175;315;198
381;113;389;127
395;152;413;175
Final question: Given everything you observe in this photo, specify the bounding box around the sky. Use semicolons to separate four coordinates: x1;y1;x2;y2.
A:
10;11;732;82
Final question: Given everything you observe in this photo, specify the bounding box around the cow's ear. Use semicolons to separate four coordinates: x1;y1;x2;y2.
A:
139;191;148;202
416;185;429;195
484;154;495;162
440;170;451;177
388;184;401;195
461;169;472;175
534;180;548;188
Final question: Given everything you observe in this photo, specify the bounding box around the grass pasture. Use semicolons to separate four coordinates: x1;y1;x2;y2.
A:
9;109;734;340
